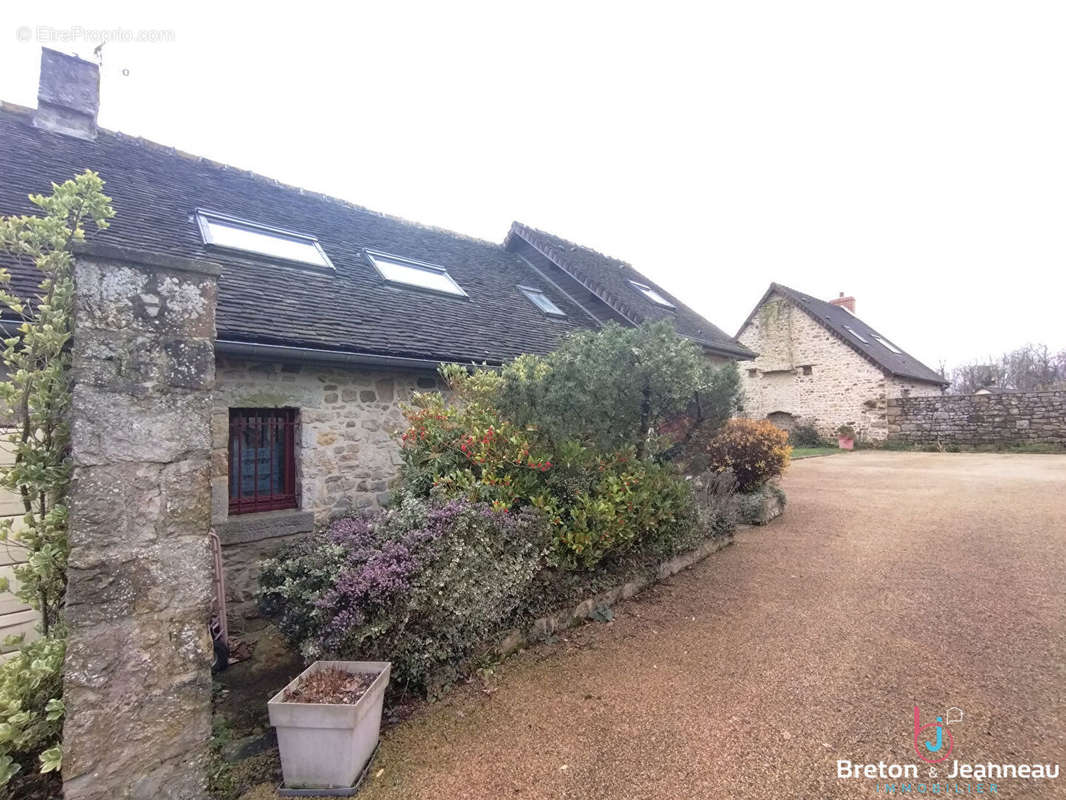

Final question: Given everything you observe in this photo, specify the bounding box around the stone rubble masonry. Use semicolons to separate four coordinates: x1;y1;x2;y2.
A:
737;292;942;440
63;244;220;800
887;391;1066;447
211;358;439;623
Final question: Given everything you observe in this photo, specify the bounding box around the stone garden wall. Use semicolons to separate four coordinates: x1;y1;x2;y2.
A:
886;391;1066;447
64;245;219;800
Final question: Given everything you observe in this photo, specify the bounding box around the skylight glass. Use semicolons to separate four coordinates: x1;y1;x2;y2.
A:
629;280;675;308
875;336;903;354
366;251;467;297
518;286;566;317
196;210;333;269
843;325;869;343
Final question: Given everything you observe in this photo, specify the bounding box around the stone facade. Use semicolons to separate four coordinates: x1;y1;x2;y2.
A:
737;292;942;440
64;245;219;800
211;357;437;621
887;391;1066;447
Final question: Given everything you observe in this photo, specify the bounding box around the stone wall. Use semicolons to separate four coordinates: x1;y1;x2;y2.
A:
211;357;438;623
737;292;942;440
64;245;219;800
887;391;1066;447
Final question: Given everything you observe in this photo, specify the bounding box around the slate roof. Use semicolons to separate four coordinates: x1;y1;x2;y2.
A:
739;282;948;386
0;102;750;365
505;224;755;359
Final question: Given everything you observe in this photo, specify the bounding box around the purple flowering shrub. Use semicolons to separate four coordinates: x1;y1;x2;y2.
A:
258;497;549;693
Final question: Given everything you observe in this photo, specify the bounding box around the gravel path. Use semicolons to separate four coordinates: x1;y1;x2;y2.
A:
349;452;1066;799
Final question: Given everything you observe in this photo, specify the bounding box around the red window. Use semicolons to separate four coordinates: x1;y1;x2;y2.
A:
228;408;298;514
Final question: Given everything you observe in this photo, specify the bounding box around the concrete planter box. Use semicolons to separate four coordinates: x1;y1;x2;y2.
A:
268;660;391;795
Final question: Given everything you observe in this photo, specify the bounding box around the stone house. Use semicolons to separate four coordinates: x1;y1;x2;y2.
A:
736;283;947;440
0;49;752;627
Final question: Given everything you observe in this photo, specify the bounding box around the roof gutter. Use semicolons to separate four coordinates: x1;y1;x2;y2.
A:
215;339;499;371
701;342;758;360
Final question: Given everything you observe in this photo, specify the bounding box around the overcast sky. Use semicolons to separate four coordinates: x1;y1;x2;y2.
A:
2;2;1064;370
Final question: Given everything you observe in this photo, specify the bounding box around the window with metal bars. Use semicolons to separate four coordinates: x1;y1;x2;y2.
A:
228;408;298;514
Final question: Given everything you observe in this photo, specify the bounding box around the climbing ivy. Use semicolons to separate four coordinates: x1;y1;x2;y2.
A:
0;171;114;788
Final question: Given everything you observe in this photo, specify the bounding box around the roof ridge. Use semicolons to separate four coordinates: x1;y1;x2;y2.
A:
509;222;755;358
0;101;506;252
509;222;647;325
512;221;633;268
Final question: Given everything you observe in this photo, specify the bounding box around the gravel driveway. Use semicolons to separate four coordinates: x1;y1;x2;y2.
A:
351;452;1066;799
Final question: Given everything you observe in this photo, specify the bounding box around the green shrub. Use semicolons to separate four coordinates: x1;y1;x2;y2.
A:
400;360;706;569
259;498;549;695
400;397;696;568
788;421;826;447
0;171;114;791
0;634;65;788
494;321;741;459
693;418;791;492
551;451;696;569
399;381;553;513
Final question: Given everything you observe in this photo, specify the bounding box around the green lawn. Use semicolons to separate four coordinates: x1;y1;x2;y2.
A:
791;446;843;459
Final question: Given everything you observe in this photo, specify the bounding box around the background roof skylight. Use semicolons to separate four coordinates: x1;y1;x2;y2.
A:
875;336;903;354
366;251;467;297
843;325;869;343
518;285;566;316
196;210;333;269
629;280;675;308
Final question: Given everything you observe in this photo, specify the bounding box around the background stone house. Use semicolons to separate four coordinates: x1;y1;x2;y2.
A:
0;49;752;629
736;283;947;440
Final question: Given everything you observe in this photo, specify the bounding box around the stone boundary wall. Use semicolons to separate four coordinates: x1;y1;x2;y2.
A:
64;245;219;800
887;391;1066;447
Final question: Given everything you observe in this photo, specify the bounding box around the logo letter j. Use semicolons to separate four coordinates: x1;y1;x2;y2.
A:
926;718;943;752
913;705;953;763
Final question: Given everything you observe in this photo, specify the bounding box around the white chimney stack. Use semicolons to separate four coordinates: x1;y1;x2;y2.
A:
33;48;99;140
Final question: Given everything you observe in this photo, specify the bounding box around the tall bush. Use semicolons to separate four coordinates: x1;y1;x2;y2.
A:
496;321;741;458
398;323;741;567
399;388;699;569
0;171;114;788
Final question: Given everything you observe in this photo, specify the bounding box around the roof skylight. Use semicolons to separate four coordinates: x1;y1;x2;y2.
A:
875;336;903;354
843;325;869;343
196;210;333;269
366;250;467;297
629;280;675;308
518;286;566;317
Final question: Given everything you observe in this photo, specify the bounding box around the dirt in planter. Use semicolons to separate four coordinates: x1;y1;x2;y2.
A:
285;668;379;705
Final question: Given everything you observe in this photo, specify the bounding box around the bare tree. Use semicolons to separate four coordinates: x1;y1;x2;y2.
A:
948;344;1066;393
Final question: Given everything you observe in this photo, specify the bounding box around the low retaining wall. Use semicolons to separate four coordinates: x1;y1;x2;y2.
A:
886;391;1066;448
737;483;786;525
498;533;734;657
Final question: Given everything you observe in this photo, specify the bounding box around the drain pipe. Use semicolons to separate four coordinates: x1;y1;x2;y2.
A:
208;530;228;648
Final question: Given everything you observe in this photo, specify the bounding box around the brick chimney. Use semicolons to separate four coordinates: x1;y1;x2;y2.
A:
33;48;99;140
829;292;855;314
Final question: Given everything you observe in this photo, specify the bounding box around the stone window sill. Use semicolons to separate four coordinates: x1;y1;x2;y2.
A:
215;508;315;546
